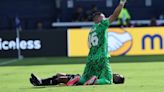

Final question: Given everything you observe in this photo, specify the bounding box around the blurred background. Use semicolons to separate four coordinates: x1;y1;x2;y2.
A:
0;0;164;59
1;1;164;92
0;0;164;30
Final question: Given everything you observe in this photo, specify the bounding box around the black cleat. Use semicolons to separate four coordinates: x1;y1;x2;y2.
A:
30;78;36;86
30;73;42;86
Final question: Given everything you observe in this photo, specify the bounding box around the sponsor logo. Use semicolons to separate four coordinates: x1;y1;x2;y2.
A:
108;29;133;56
142;34;163;50
0;38;41;50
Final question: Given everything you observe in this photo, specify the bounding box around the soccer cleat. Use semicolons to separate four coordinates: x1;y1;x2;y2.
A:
30;78;35;86
30;73;42;86
84;76;97;85
66;76;80;86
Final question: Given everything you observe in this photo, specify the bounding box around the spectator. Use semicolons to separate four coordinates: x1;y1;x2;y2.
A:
36;21;44;30
118;7;131;27
159;13;164;20
86;4;98;21
72;6;87;22
150;17;157;26
159;13;164;26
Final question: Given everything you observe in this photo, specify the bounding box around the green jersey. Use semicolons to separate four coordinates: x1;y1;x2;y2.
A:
79;19;112;84
88;19;110;60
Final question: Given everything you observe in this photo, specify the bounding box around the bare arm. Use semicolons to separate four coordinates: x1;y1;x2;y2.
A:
109;0;126;23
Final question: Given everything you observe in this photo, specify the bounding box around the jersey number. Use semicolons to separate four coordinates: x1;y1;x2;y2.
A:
89;32;99;47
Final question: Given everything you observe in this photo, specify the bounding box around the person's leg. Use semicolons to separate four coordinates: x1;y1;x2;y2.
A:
84;76;97;85
30;73;59;86
77;76;86;85
76;60;93;85
66;76;81;86
77;57;113;86
83;70;112;85
42;73;75;85
30;73;42;86
41;75;59;85
81;59;102;81
30;73;70;86
95;78;112;85
96;58;113;85
42;73;81;86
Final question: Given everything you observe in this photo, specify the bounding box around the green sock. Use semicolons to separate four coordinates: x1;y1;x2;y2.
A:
95;78;112;85
77;77;86;85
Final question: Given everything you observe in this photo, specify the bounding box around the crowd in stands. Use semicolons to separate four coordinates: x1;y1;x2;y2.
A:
70;5;164;27
0;0;164;30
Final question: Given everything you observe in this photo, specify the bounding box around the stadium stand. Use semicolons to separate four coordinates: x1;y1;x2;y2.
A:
0;0;164;29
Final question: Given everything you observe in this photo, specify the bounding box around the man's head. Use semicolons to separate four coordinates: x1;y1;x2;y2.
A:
92;12;106;23
113;73;125;84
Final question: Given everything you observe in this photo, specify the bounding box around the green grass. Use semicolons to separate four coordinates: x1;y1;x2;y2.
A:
0;56;164;92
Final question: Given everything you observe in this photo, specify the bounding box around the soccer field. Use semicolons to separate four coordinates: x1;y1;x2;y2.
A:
0;56;164;92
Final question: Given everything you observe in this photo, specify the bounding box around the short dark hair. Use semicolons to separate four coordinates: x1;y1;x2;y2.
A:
92;12;102;20
113;73;125;84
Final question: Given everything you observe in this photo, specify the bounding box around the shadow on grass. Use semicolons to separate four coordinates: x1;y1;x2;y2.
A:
22;84;103;90
0;55;164;67
22;84;84;90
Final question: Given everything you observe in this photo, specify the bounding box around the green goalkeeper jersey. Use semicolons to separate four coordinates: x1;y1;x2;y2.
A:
88;19;110;60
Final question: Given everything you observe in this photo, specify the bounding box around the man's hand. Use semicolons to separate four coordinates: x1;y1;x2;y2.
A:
108;0;127;23
120;0;127;5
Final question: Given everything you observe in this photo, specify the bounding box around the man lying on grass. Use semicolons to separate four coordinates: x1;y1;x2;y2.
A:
30;0;127;86
29;73;125;86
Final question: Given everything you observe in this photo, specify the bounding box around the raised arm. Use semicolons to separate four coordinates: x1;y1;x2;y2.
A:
109;0;127;23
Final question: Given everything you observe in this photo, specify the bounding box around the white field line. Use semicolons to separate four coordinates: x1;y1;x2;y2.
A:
0;59;18;66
